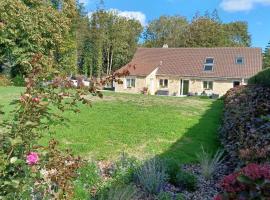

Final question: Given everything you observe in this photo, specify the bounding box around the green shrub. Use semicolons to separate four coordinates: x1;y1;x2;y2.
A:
157;192;185;200
157;191;173;200
175;170;197;191
73;162;101;199
135;158;168;195
163;158;180;185
175;193;185;200
0;75;12;86
97;184;139;200
196;146;224;180
248;68;270;87
112;152;140;184
12;74;25;86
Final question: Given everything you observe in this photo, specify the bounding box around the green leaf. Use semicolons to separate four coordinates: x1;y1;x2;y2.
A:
237;175;253;185
10;137;23;146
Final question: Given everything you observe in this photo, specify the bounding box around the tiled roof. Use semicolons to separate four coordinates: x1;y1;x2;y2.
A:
118;47;262;78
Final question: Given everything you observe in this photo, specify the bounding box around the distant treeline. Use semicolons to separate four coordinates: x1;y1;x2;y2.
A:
0;1;268;79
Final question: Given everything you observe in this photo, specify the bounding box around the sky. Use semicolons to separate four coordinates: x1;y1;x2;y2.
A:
79;0;270;49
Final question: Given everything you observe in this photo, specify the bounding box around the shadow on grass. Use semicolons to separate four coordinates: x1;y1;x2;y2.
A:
89;99;224;199
158;99;223;163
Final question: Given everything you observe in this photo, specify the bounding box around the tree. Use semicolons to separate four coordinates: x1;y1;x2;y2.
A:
143;10;251;48
0;0;78;77
87;10;143;77
144;15;188;47
263;41;270;69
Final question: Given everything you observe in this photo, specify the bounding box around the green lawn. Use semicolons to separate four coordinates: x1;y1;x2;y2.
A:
0;87;223;163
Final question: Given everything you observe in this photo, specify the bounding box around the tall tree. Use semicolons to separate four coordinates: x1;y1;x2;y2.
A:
87;10;142;77
144;16;188;47
143;11;251;48
0;0;78;77
263;41;270;69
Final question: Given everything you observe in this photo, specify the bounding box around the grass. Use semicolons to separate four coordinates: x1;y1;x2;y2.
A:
0;87;223;163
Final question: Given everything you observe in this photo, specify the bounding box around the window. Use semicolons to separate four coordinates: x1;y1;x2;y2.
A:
205;58;214;64
233;81;240;88
236;57;244;64
204;57;214;71
203;81;213;90
159;79;168;88
126;78;135;88
204;65;213;71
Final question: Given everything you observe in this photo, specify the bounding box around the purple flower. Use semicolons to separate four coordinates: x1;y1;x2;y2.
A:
26;152;39;165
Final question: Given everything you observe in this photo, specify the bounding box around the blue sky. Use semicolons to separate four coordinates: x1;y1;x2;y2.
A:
80;0;270;49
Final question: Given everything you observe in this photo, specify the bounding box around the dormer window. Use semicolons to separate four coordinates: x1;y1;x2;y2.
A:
236;57;244;64
204;57;214;71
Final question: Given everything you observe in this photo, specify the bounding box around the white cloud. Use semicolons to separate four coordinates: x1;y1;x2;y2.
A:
220;0;270;12
111;9;147;26
78;0;93;5
88;9;147;26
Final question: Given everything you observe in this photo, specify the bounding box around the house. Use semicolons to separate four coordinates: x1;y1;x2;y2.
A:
115;47;262;96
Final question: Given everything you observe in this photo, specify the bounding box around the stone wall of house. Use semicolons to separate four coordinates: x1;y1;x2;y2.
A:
115;75;246;96
145;68;159;95
114;76;146;94
156;76;180;96
189;79;245;96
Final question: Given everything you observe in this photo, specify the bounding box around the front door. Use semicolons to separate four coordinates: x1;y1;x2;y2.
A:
180;80;189;95
183;80;189;95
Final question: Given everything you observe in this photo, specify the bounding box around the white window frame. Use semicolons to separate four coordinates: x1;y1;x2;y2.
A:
159;79;168;89
203;81;214;90
126;77;136;88
203;57;214;71
236;57;244;64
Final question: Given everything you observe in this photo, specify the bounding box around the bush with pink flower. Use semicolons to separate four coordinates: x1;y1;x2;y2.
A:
26;152;39;165
215;163;270;200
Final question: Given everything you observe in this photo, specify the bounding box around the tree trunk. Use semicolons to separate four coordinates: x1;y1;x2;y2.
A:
109;49;113;75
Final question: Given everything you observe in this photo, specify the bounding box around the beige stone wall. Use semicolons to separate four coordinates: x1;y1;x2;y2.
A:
114;76;146;94
156;76;180;96
189;78;245;96
145;68;159;95
115;75;246;96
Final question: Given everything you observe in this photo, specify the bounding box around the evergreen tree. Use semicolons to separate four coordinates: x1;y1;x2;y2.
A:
263;41;270;69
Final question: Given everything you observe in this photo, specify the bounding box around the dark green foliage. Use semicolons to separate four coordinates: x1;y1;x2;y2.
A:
263;41;270;69
157;192;185;200
111;152;140;184
157;191;173;200
248;68;270;87
12;75;25;86
164;158;180;185
97;184;139;200
175;170;197;191
220;86;270;163
135;159;168;195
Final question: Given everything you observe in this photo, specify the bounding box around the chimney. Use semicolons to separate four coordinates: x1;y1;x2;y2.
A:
162;44;169;48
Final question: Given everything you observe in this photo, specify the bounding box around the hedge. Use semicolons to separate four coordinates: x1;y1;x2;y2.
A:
220;86;270;164
248;68;270;87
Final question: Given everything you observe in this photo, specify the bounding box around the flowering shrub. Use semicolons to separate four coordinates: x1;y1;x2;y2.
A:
26;152;39;165
0;54;129;199
215;163;270;200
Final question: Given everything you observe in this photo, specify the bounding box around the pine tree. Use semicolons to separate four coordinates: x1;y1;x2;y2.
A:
263;41;270;69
